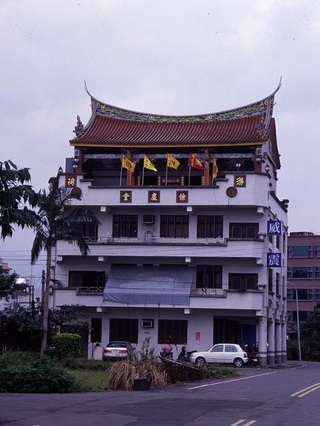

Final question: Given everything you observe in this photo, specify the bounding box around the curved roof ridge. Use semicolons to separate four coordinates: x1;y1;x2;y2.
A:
83;79;281;124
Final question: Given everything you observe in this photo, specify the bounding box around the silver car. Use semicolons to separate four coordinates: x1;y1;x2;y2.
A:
189;343;248;368
103;341;136;361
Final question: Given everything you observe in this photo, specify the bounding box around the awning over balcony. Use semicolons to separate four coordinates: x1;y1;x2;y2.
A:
104;265;195;305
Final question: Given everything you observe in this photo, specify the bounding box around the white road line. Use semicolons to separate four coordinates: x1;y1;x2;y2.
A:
187;371;277;390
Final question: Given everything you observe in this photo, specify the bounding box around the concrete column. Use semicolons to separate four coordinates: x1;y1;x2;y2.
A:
275;321;282;364
267;319;275;366
258;316;268;367
282;321;287;363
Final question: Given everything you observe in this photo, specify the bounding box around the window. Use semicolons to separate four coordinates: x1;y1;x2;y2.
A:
229;223;259;239
288;246;313;258
287;288;313;301
160;215;189;238
315;289;320;301
212;344;223;352
314;268;320;279
69;271;105;288
196;265;222;289
158;320;187;344
276;272;280;295
229;273;258;291
268;268;273;293
73;222;98;241
297;289;310;301
197;215;223;238
113;215;138;238
91;318;102;343
109;318;138;343
315;246;320;258
225;345;237;353
287;267;313;279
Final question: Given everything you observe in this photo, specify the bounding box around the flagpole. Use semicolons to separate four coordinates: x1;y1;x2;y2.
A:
142;163;145;186
165;156;168;186
119;165;123;186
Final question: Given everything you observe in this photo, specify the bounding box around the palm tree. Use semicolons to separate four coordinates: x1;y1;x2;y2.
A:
31;186;100;355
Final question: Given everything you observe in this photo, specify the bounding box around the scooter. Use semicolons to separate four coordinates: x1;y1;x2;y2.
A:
160;349;173;359
177;346;197;362
245;344;259;366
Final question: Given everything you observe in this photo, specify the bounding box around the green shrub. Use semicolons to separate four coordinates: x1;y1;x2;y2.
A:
0;351;38;368
137;337;157;361
53;333;81;360
0;356;80;393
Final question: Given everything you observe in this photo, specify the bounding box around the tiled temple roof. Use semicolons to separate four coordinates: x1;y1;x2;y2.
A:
70;83;281;148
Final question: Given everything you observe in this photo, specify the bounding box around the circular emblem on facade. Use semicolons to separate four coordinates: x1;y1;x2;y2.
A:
71;186;82;199
226;187;238;198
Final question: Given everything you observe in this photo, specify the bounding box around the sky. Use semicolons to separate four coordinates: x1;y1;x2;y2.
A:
1;0;320;282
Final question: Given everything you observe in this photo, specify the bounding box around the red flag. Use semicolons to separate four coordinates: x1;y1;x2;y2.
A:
189;154;204;170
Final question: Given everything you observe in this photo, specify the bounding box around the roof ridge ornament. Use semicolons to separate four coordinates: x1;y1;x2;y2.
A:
73;115;84;138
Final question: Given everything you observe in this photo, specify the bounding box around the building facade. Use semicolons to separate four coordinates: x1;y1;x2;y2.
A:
49;85;288;366
287;232;320;337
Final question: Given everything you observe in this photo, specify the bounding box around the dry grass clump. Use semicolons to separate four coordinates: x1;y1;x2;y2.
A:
108;360;167;391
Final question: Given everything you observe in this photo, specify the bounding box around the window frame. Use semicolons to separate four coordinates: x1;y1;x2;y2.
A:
229;223;259;239
197;215;223;238
113;215;138;238
160;215;189;238
228;273;258;291
196;265;222;289
158;319;188;345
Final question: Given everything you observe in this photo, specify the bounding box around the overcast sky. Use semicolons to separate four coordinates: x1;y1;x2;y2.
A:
1;0;320;281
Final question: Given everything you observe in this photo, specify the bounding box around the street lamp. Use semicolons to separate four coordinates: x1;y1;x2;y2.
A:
287;281;302;361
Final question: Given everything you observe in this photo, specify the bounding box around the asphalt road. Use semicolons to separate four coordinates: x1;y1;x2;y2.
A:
0;361;319;426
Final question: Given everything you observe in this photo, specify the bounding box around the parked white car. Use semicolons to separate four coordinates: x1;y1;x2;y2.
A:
189;343;248;368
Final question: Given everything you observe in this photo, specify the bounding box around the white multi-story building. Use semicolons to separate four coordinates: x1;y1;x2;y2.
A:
50;85;288;366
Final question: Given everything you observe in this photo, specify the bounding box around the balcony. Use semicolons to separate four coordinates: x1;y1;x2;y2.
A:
61;172;271;208
56;237;264;261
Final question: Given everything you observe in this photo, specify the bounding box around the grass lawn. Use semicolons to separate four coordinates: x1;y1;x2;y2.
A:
68;368;110;391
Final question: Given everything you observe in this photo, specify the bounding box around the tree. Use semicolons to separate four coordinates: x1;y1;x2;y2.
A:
0;160;37;240
0;268;18;300
31;186;100;355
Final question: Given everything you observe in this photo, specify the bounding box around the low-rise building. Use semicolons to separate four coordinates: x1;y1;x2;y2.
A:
287;232;320;337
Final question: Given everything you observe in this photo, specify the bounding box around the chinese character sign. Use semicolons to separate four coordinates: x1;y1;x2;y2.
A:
267;253;282;267
267;220;282;235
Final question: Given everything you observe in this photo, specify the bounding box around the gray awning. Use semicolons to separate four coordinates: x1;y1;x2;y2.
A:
104;265;195;305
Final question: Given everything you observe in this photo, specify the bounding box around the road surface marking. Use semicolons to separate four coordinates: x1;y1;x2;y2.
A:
291;382;320;398
187;371;277;390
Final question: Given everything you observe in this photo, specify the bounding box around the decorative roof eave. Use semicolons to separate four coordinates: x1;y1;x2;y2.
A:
70;141;264;149
83;80;281;124
71;80;281;144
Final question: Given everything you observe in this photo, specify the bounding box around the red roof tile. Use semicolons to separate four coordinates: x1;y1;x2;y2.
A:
70;84;280;148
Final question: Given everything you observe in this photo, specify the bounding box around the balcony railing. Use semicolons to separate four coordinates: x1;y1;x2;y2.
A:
82;236;227;246
190;288;227;298
76;287;104;295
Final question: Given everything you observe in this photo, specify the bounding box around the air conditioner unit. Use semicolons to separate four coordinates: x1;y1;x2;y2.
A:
142;319;154;328
143;215;155;224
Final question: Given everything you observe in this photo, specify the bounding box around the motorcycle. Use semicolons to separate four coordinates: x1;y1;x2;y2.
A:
177;345;197;362
245;344;259;366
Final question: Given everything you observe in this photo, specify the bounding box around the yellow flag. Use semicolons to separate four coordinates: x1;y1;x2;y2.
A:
121;155;135;173
167;154;180;170
143;155;157;172
212;158;218;179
